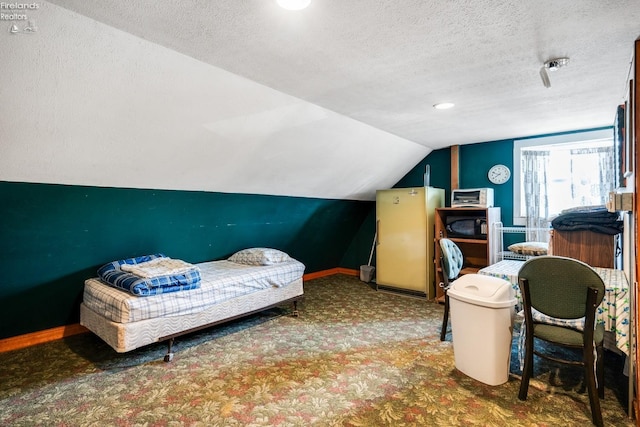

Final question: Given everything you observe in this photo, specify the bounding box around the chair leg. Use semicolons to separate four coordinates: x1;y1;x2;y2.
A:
518;343;533;400
584;345;604;427
596;345;604;399
440;292;449;341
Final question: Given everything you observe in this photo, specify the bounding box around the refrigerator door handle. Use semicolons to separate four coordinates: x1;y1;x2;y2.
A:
376;220;380;245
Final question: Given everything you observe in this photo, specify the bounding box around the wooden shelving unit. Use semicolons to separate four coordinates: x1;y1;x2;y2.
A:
434;207;501;302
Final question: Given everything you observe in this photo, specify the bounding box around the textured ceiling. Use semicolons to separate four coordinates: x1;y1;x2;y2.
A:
47;0;640;150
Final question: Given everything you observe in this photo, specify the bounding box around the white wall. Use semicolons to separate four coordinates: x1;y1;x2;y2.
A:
0;2;429;201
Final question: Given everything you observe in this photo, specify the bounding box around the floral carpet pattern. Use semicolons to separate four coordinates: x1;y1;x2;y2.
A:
0;274;634;426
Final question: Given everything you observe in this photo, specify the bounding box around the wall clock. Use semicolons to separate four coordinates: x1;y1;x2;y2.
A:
488;164;511;184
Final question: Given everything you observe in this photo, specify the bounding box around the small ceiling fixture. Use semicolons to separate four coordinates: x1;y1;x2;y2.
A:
277;0;311;10
539;57;570;88
433;102;455;110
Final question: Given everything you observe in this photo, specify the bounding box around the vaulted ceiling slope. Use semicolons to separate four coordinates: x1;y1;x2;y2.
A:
48;0;640;147
2;2;639;201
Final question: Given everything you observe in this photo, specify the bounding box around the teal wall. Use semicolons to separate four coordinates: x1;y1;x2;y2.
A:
396;139;514;222
459;139;514;224
340;207;376;268
395;148;452;201
3;127;613;339
0;181;371;339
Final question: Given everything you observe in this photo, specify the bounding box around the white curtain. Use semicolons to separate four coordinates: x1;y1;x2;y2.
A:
522;145;615;242
570;146;616;206
522;149;551;241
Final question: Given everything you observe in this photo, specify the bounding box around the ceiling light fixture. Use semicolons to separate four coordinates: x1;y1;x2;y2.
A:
539;57;570;88
277;0;311;10
433;102;455;110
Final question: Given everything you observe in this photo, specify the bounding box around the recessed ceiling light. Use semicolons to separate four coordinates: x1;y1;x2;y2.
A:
434;102;455;110
277;0;311;10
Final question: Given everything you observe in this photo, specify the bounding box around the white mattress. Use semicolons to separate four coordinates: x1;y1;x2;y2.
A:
80;277;304;353
83;259;305;323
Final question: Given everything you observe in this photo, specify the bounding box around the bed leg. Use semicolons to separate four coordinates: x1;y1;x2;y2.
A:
292;300;299;317
164;338;175;363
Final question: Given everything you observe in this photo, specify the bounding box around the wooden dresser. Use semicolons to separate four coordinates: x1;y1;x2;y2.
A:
550;229;617;268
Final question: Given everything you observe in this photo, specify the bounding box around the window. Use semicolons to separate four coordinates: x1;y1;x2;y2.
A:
513;129;615;229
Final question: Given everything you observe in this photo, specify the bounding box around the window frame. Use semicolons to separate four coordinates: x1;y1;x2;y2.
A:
512;128;613;225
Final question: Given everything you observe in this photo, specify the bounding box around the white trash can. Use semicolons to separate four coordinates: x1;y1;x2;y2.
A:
447;274;516;386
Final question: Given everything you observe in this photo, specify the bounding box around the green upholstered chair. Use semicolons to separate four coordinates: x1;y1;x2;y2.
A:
439;238;464;341
518;256;605;427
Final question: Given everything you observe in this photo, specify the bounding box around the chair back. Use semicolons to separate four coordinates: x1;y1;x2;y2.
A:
439;238;463;281
518;255;605;319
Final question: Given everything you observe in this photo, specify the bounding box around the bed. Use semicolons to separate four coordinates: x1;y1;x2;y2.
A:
80;248;305;361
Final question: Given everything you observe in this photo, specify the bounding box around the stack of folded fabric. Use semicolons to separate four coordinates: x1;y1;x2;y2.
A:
551;205;623;235
97;254;201;296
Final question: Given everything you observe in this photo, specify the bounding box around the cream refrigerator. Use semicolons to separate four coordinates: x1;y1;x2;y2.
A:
375;187;444;299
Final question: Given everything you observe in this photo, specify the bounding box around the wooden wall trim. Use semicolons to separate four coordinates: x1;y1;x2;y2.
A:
451;144;460;190
0;267;360;353
303;267;357;280
632;37;639;422
0;324;89;353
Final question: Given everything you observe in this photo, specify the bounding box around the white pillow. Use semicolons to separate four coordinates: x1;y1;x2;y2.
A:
508;241;548;256
228;248;292;265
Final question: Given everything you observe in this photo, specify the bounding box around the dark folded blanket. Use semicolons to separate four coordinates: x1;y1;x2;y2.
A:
551;205;623;235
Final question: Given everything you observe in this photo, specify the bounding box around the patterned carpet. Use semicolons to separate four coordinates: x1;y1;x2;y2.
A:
0;274;634;426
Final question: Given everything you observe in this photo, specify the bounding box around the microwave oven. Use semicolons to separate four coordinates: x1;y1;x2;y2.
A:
445;216;488;239
451;188;494;208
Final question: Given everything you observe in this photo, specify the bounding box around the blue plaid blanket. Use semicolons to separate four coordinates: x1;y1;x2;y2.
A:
97;254;201;296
